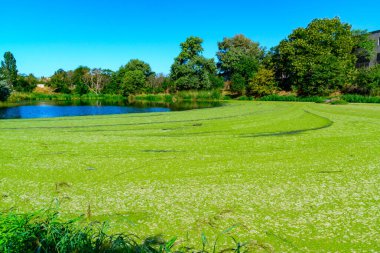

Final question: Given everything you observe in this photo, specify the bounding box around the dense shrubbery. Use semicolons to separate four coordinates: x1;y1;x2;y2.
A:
258;94;326;103
247;67;277;97
341;94;380;103
350;65;380;95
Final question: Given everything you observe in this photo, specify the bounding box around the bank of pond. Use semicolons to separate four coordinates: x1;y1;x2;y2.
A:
1;92;380;119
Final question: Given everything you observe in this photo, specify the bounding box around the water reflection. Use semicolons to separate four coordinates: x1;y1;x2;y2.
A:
0;100;222;119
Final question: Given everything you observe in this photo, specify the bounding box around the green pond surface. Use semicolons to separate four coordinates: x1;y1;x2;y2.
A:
0;101;379;252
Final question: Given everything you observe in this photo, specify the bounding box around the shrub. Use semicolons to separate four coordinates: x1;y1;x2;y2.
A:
352;65;380;95
230;73;246;95
258;94;325;103
330;99;348;105
341;94;380;103
247;67;278;97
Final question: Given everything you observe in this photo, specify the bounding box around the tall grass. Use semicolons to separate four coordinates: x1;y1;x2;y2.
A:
133;90;224;103
341;94;380;103
0;209;249;253
258;94;326;103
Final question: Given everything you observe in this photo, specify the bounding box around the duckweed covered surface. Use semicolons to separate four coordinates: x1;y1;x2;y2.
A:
0;101;379;252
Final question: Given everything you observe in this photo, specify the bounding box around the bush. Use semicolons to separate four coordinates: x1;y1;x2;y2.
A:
330;99;348;105
0;80;12;101
230;73;246;95
247;67;278;97
209;75;225;89
351;65;380;95
258;94;325;103
341;94;380;103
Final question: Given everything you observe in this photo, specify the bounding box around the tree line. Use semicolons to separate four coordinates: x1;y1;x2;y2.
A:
1;17;379;102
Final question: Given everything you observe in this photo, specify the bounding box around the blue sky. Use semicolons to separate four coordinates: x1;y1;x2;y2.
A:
1;0;379;77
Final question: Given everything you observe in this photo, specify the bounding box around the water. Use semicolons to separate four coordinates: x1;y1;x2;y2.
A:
0;100;222;119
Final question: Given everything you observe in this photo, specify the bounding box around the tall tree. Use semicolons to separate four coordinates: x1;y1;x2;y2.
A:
72;66;90;95
118;59;153;95
49;69;72;93
217;35;264;93
121;70;146;95
170;36;218;90
124;59;154;77
147;73;170;93
85;68;112;94
274;18;357;96
1;52;18;88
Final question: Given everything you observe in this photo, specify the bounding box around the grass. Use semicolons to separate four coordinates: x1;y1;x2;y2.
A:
0;101;380;252
0;209;246;253
341;94;380;103
132;90;224;102
258;94;326;103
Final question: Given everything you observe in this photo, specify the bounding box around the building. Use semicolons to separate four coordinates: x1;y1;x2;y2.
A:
356;30;380;68
369;30;380;67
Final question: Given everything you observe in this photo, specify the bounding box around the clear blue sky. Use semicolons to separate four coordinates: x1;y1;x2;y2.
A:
1;0;379;77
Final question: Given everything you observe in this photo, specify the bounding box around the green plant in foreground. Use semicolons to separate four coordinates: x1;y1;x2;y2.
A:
0;209;249;253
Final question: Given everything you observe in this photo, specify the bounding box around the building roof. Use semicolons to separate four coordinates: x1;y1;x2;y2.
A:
370;30;380;34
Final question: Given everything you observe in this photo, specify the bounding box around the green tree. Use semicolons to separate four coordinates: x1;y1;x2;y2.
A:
170;36;218;90
121;70;146;96
124;59;154;77
147;73;171;93
103;72;121;94
274;18;357;96
15;74;38;92
217;35;264;92
0;80;11;101
72;66;90;95
112;59;153;95
0;52;18;88
49;69;71;93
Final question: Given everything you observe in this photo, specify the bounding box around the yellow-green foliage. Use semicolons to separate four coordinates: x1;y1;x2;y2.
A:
0;101;380;252
247;67;277;97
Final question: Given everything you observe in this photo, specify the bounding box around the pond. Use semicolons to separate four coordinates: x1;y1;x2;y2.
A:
0;100;222;119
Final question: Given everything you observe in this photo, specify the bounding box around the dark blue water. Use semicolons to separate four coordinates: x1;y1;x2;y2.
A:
0;101;221;119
